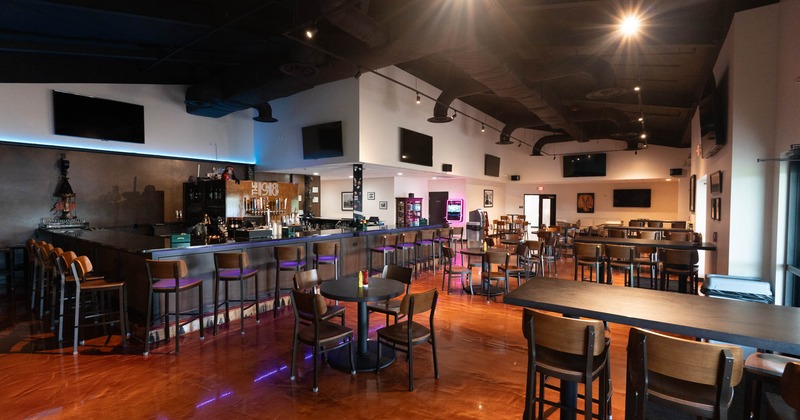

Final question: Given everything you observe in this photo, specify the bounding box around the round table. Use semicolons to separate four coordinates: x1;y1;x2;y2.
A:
320;276;405;372
458;247;508;296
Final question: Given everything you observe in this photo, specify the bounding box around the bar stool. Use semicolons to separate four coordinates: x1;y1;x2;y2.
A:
415;230;436;276
395;232;416;275
213;252;259;335
433;227;452;268
312;241;339;280
660;249;699;293
54;250;78;342
71;255;127;355
32;241;55;318
369;234;397;276
144;259;204;355
274;245;306;317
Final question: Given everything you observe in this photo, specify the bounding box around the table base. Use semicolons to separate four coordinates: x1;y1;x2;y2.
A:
327;341;396;373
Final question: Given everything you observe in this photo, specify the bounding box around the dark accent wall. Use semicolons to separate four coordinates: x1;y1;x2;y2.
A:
0;143;247;245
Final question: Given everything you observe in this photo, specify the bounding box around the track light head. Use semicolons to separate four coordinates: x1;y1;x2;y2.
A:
481;123;485;132
416;92;420;104
305;25;318;39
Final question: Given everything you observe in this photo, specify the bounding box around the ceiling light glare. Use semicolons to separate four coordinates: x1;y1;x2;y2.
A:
620;15;641;37
397;172;403;176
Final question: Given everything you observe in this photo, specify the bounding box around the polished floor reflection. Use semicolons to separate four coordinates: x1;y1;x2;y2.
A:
0;257;636;419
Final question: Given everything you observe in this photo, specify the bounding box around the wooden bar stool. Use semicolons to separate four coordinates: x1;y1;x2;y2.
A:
312;241;340;280
213;252;259;335
369;234;397;276
395;232;416;275
274;245;306;317
71;255;127;355
144;259;204;355
433;227;452;269
744;352;800;419
415;230;436;276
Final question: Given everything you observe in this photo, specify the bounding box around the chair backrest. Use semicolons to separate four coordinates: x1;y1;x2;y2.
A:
36;242;55;266
145;259;189;281
485;237;495;247
605;244;635;262
671;221;687;229
214;252;248;271
442;246;456;266
608;229;626;238
291;289;327;322
451;226;464;236
56;250;78;279
70;255;94;285
781;362;800;411
662;249;698;266
514;242;528;258
627;327;743;396
504;233;520;243
313;241;338;257
399;289;438;319
647;220;664;228
639;230;661;240
276;245;305;261
575;243;602;260
293;269;321;291
483;251;509;269
418;230;434;241
398;232;415;245
525;240;542;256
437;228;452;239
523;308;606;357
382;264;413;286
629;220;645;227
668;231;691;241
48;247;65;271
381;234;398;247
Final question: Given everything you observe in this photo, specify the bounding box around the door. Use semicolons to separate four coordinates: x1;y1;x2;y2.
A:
524;194;556;230
429;191;448;226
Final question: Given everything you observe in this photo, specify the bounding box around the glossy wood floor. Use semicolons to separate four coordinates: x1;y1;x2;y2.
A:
0;255;676;419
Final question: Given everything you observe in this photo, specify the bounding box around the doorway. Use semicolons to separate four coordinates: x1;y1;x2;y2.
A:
429;191;448;226
524;194;557;232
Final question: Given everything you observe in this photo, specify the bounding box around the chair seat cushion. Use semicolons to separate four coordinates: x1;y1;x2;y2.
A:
378;320;431;345
745;352;799;377
500;264;525;272
396;243;415;248
647;371;724;416
371;246;396;252
279;260;307;269
153;277;203;291
314;255;338;263
534;345;608;383
367;299;401;315
416;240;434;246
81;278;125;290
298;321;352;345
448;265;471;275
217;267;258;279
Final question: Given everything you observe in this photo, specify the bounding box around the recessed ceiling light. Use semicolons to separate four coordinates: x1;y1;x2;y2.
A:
312;172;319;176
432;177;437;180
397;172;403;176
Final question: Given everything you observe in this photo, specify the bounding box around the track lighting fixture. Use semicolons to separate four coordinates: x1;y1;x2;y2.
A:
416;92;420;104
452;112;457;119
553;155;556;160
481;123;485;132
305;24;317;39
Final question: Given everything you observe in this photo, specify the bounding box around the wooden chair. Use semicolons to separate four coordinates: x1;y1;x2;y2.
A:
433;227;452;268
366;265;413;326
375;289;439;391
629;220;645;227
659;249;699;293
671;221;687;229
481;250;509;302
625;327;743;419
604;244;636;287
525;240;544;277
144;259;204;355
450;226;465;251
213;252;259;335
574;243;603;283
293;269;345;326
500;242;530;288
522;308;611;420
289;289;355;392
744;352;800;419
415;230;436;275
607;228;627;238
647;220;664;228
71;255;127;355
441;246;471;295
766;361;800;419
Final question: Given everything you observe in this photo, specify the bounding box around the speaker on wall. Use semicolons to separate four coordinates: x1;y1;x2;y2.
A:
510;175;521;181
442;163;453;172
670;168;683;176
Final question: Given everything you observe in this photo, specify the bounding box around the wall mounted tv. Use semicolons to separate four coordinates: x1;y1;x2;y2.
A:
563;153;606;177
699;72;728;159
53;90;145;143
485;154;500;177
613;189;652;208
399;127;433;167
302;121;344;159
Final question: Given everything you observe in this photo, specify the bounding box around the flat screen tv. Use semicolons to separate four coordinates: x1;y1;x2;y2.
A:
53;90;145;143
302;121;344;159
399;127;433;167
563;153;606;177
485;154;500;177
613;189;651;208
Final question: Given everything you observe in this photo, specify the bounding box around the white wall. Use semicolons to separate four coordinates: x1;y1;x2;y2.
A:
429;178;468;227
254;78;360;171
0;83;254;162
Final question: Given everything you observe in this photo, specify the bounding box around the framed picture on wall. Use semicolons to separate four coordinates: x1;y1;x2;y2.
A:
689;174;696;212
577;193;594;213
367;191;375;200
379;201;388;210
483;189;494;208
341;192;354;211
710;171;723;194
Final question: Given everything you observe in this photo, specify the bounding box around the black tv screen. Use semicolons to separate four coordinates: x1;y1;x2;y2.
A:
302;121;344;159
399;128;433;167
613;189;651;208
53;90;145;143
563;153;606;177
485;154;500;177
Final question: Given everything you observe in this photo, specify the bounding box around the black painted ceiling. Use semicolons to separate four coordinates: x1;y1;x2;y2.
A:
0;0;776;152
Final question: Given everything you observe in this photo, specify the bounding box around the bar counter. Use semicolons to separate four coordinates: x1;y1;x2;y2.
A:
38;224;441;323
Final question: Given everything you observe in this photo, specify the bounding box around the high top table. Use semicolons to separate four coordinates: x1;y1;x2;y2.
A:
320;276;405;372
504;277;800;420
